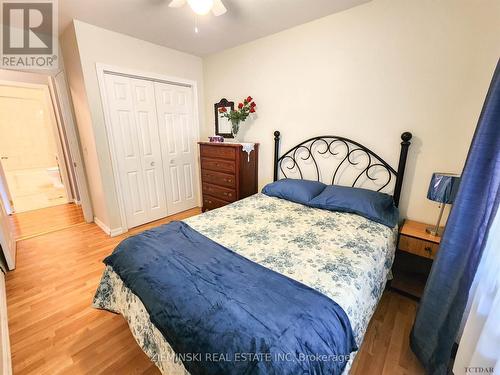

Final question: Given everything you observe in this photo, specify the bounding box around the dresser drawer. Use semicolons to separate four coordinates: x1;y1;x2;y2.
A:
201;170;236;188
399;235;439;259
202;183;236;202
202;195;230;211
200;145;236;160
201;158;235;174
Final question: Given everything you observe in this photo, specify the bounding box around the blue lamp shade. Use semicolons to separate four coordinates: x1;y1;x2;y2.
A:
427;173;461;204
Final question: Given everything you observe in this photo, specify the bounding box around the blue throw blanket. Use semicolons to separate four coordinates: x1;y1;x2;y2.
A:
103;221;357;375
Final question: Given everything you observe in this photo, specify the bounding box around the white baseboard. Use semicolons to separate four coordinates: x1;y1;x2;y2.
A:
0;271;12;375
94;217;125;237
110;227;126;237
93;216;109;234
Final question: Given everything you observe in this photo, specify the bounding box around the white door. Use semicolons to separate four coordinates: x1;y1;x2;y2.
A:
0;197;15;270
104;74;168;228
154;82;198;214
0;162;13;215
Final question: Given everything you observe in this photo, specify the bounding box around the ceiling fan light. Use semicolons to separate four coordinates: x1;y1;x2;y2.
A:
187;0;214;15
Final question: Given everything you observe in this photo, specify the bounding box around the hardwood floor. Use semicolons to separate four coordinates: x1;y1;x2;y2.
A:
5;205;424;375
8;203;85;240
350;292;425;374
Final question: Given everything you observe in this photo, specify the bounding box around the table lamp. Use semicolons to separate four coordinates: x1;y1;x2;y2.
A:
426;172;461;236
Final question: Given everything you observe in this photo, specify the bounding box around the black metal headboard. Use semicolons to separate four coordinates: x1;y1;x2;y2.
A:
273;131;412;207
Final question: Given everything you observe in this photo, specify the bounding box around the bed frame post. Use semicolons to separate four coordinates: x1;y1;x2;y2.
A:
393;132;413;207
273;131;281;181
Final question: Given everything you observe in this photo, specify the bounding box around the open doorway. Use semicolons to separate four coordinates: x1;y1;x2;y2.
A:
0;69;93;245
0;83;71;213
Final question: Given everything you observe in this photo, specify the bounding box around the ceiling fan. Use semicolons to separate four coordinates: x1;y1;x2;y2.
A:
168;0;227;16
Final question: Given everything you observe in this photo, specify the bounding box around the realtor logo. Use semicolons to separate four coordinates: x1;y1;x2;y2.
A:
1;0;58;69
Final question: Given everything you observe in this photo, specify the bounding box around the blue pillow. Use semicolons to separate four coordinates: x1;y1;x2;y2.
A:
309;185;399;227
262;179;326;205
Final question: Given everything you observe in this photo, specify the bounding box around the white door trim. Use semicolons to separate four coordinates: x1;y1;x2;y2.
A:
50;73;94;222
47;77;79;201
95;63;201;232
41;84;73;204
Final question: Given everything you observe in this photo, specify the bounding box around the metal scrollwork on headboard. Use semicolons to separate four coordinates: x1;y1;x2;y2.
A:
273;131;412;207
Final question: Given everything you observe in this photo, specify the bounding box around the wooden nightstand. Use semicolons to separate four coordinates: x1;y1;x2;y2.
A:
390;220;441;300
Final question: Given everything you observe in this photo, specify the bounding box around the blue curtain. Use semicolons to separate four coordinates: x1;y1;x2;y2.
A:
410;59;500;374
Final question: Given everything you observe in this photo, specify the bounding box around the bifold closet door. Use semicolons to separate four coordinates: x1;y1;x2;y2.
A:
104;74;168;228
154;82;198;215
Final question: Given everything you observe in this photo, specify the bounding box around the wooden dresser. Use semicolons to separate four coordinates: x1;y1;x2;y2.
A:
198;142;259;211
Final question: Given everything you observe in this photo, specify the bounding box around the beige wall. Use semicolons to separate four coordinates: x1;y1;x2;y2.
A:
202;0;500;224
61;24;108;225
61;20;205;231
0;69;49;85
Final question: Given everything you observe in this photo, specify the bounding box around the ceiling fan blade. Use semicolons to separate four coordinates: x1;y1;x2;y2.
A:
212;0;227;16
168;0;186;8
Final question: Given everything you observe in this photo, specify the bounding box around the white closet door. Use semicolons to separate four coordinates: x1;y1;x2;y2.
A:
154;82;198;214
104;74;168;228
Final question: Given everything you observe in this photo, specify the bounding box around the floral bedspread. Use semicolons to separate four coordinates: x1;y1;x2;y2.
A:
185;193;397;344
94;193;397;373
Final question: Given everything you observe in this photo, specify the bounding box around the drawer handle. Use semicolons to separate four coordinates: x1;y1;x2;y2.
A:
424;246;432;254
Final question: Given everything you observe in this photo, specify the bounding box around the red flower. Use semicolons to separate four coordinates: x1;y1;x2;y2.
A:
250;101;256;107
246;96;253;103
250;107;256;113
238;103;244;109
218;107;227;113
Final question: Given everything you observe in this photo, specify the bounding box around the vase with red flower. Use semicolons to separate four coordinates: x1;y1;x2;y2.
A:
218;96;256;141
230;119;241;141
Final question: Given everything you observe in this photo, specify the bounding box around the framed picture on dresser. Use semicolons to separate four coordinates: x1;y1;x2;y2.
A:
214;98;234;138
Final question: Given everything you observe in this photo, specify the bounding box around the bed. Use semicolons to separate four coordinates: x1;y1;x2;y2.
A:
93;131;413;375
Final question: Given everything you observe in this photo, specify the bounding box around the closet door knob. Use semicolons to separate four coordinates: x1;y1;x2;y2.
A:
150;161;155;167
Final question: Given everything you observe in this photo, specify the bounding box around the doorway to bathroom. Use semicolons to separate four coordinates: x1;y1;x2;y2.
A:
0;83;72;214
